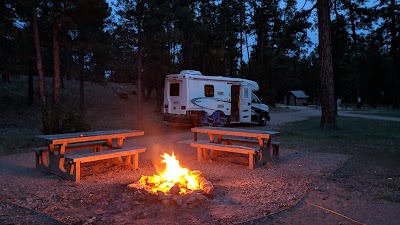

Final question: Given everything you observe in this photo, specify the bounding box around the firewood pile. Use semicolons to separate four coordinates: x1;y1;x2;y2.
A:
127;175;214;207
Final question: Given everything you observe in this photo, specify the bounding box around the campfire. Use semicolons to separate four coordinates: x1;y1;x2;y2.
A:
128;152;213;207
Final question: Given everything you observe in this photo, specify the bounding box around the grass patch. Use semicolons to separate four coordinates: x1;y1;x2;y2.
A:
277;116;400;193
277;116;400;159
349;110;400;118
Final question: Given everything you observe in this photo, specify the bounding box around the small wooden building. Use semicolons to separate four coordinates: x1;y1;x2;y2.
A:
284;90;309;106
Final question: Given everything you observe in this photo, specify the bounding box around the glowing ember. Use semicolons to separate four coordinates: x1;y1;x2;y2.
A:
138;152;203;194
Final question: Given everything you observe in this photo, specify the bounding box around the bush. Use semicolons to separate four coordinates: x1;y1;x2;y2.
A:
42;104;90;134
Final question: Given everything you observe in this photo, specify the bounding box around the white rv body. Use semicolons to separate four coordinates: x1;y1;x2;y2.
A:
162;70;270;126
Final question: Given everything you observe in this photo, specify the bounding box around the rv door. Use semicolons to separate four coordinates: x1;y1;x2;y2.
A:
240;84;251;123
168;81;183;115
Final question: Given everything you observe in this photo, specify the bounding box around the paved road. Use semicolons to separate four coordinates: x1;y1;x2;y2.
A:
269;106;400;127
269;106;320;126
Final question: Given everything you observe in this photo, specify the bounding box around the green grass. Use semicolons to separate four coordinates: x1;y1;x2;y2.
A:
277;117;400;160
277;116;400;194
349;110;400;118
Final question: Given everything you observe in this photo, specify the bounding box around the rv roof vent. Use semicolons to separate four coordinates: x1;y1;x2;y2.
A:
180;70;202;75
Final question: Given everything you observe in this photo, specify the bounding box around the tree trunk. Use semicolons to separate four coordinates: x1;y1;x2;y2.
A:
28;73;33;106
136;0;144;130
79;53;85;115
137;35;143;130
32;6;49;134
390;0;399;109
53;22;61;106
52;20;62;133
317;0;336;128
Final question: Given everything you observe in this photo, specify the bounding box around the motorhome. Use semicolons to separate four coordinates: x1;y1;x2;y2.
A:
162;70;270;126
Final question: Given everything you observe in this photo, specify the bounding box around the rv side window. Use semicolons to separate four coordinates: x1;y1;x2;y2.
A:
170;83;180;96
204;85;214;97
244;87;249;99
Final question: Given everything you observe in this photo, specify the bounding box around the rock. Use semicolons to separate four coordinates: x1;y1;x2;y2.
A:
195;193;208;203
147;193;159;203
161;199;171;206
127;183;146;190
157;193;172;201
172;195;183;206
197;177;206;185
186;193;197;204
201;181;214;195
169;184;181;195
133;191;146;201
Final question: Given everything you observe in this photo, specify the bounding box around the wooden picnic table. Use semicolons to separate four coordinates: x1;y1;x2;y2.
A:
35;129;145;181
191;126;280;169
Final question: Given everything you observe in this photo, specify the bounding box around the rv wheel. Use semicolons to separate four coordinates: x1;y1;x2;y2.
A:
258;114;268;126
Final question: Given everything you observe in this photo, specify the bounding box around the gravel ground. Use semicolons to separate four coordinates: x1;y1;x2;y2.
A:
0;138;349;225
0;106;354;225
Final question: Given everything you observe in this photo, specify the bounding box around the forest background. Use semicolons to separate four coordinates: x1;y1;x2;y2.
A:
1;0;399;133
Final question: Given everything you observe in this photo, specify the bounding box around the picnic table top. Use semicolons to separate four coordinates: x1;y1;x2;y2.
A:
191;126;280;136
36;129;144;144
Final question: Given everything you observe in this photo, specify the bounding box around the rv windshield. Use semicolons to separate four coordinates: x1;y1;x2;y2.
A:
251;93;262;103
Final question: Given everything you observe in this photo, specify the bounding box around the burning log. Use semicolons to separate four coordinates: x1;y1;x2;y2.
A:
127;152;214;207
199;177;214;195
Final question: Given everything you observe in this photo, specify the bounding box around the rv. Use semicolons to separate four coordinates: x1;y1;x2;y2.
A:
162;70;270;126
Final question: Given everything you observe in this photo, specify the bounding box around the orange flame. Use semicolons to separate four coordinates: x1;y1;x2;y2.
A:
139;152;201;194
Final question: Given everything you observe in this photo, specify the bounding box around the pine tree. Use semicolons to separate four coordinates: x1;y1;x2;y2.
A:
317;0;336;128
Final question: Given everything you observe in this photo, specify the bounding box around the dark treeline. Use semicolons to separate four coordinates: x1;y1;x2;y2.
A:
1;0;399;132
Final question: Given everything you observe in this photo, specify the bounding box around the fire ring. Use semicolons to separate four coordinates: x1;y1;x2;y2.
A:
128;152;214;207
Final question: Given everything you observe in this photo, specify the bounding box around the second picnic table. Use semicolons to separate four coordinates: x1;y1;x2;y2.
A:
35;129;146;182
191;126;280;169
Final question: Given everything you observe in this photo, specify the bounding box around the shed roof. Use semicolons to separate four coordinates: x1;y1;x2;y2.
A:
287;90;309;99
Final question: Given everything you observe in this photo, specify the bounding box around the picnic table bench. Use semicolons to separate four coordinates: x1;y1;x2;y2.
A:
35;129;146;182
34;140;107;168
65;147;146;182
220;137;281;157
190;126;280;169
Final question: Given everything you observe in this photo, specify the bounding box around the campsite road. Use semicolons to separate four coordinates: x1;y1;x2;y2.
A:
269;105;400;127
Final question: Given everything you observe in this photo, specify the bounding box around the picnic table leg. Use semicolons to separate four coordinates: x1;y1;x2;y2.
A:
194;132;198;141
197;147;203;161
133;153;139;169
253;150;265;168
48;144;58;173
58;144;67;172
106;138;113;149
202;148;209;158
208;133;214;142
117;138;125;148
266;138;272;158
249;153;254;169
48;144;70;178
258;136;267;148
74;161;81;182
40;150;48;167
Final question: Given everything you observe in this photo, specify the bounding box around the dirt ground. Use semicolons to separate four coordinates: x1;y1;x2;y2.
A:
1;77;399;224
